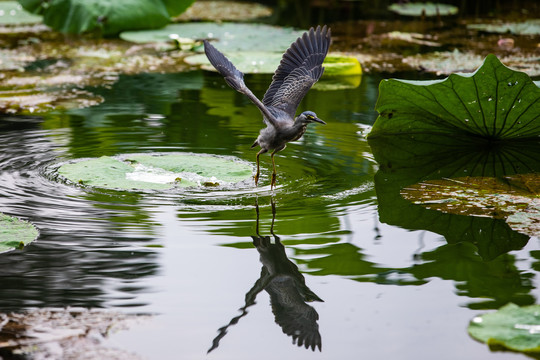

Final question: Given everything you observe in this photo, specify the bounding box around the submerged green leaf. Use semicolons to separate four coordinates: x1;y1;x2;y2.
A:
0;213;39;253
369;54;540;139
469;303;540;353
57;153;253;191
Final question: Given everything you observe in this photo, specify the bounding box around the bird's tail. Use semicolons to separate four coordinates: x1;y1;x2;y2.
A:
204;40;246;92
250;139;259;149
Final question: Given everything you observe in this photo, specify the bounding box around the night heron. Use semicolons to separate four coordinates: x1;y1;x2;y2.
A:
204;25;331;189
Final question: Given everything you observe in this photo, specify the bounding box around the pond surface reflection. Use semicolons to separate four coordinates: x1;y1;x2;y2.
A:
0;70;537;359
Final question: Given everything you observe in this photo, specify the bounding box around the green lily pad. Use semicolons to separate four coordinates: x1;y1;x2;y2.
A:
185;52;361;75
57;153;253;191
468;20;540;36
388;2;458;17
120;23;304;52
0;213;39;253
401;175;540;236
0;1;42;25
19;0;195;35
469;303;540;353
368;54;540;140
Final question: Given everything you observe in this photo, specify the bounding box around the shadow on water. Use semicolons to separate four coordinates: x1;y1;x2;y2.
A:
208;198;323;353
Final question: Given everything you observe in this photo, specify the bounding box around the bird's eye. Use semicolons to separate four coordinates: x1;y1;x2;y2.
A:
307;115;314;119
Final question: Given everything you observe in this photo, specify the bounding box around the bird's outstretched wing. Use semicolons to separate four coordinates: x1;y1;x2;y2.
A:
204;40;278;126
262;25;331;118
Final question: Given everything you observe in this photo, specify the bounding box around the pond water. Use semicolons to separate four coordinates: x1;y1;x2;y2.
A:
0;69;538;359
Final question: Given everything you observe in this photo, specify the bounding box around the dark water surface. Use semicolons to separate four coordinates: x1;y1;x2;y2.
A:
0;70;538;359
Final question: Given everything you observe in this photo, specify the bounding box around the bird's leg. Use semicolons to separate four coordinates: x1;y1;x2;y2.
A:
254;150;263;186
270;150;278;190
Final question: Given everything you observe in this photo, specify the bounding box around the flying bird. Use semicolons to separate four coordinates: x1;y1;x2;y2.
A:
204;25;331;189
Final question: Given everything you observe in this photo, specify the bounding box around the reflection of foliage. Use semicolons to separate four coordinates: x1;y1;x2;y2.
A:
408;243;534;309
401;175;540;236
369;134;538;260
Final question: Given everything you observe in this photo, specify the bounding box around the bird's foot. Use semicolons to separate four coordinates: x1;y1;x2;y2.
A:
271;173;277;190
253;173;259;186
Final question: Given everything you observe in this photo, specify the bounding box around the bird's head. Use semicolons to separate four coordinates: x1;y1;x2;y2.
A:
295;111;326;125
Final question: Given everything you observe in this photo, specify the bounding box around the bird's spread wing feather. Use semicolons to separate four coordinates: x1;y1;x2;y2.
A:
262;25;331;118
204;40;278;126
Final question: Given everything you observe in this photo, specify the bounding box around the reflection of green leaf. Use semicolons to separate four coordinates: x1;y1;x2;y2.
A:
19;0;195;35
0;1;42;25
368;134;538;259
409;243;534;309
388;2;458;16
401;175;540;236
0;213;39;253
469;303;540;353
369;54;540;139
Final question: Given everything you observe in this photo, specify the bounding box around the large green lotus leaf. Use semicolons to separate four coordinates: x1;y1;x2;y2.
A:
388;2;458;16
120;23;304;52
18;0;184;35
469;303;540;353
0;213;39;253
57;154;253;190
184;52;362;76
468;20;540;36
369;54;540;140
0;1;42;25
161;0;196;17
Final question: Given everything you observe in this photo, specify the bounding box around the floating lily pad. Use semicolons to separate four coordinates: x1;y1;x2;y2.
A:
402;50;540;76
0;213;38;253
185;52;361;75
57;153;253;191
469;303;540;353
0;1;42;25
369;54;540;140
401;175;540;236
388;2;458;17
120;23;304;52
468;20;540;36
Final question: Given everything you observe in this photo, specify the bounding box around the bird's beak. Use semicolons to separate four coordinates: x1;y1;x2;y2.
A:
312;117;326;125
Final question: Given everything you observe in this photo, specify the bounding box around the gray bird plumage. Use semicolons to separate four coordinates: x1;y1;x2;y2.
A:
204;25;331;189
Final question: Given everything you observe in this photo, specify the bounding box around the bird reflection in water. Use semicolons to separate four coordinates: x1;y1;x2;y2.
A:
208;199;323;353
